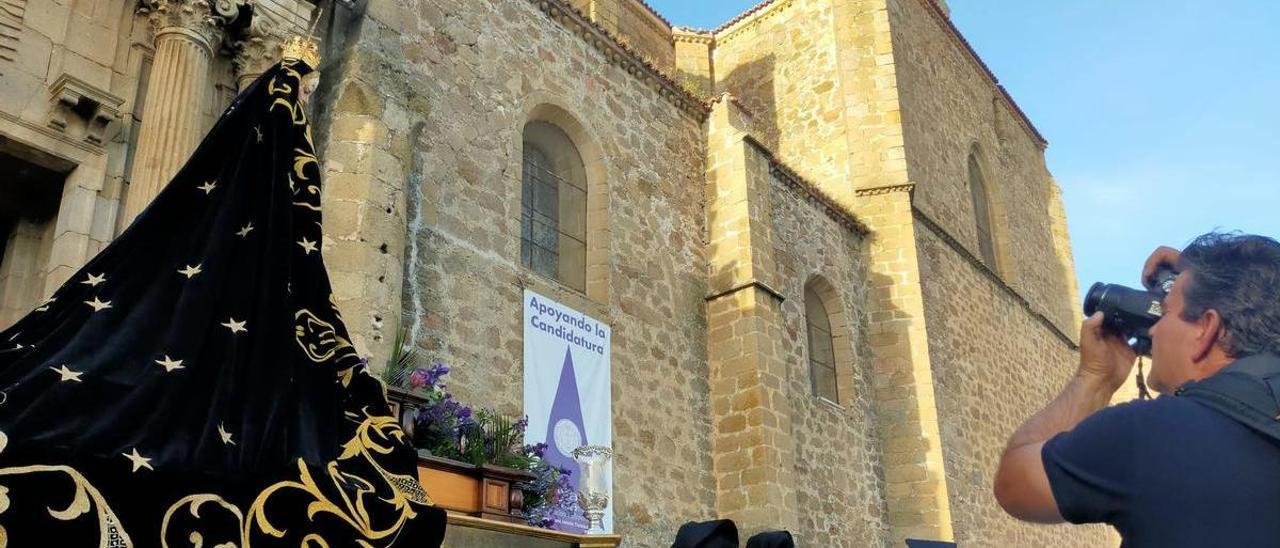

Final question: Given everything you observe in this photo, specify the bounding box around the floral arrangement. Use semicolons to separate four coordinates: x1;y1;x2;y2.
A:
380;330;577;528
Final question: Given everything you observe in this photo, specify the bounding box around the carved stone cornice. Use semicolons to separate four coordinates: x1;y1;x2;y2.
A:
137;0;247;52
672;29;713;45
854;184;916;197
47;73;125;147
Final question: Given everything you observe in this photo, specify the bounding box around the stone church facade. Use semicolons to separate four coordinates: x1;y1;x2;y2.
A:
0;0;1123;546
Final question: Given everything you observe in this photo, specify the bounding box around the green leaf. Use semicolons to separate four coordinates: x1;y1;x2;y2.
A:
381;325;417;387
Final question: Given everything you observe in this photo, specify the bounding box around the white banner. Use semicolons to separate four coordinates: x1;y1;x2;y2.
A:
523;289;613;533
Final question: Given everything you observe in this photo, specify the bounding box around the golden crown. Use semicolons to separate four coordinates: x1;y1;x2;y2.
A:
281;34;321;69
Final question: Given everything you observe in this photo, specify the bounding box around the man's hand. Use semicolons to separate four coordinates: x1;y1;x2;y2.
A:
1078;311;1138;392
1142;246;1181;290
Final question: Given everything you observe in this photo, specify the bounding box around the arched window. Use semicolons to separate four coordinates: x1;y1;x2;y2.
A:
805;284;839;403
968;153;999;271
521;122;588;292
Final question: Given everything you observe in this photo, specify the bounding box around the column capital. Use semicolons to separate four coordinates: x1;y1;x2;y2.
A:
138;0;247;53
231;1;315;89
233;16;284;88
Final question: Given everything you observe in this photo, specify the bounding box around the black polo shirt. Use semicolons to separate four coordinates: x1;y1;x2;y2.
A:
1042;394;1280;547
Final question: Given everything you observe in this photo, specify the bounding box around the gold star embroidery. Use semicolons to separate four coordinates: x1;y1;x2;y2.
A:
122;448;153;472
155;355;185;373
85;297;112;312
178;264;202;278
254;125;264;143
198;180;218;194
297;237;318;255
50;365;83;383
236;223;255;238
34;297;54;312
222;318;247;334
81;273;106;287
218;423;236;446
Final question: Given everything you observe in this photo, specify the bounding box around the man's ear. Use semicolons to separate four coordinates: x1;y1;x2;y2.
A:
1191;308;1224;362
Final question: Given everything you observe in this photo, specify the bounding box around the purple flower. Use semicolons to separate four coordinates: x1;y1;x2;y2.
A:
513;416;529;434
424;363;450;386
408;367;429;389
527;443;548;458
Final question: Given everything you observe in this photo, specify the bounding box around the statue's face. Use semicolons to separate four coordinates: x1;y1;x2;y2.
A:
299;74;320;105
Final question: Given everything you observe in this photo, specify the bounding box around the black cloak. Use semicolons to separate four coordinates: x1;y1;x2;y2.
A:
0;57;445;547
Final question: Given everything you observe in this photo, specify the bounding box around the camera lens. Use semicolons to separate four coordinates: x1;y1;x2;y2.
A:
1083;282;1109;317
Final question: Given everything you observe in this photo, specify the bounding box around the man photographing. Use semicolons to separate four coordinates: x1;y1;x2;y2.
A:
993;232;1280;546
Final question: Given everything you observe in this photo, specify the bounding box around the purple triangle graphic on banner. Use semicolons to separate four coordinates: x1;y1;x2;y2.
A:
545;347;589;533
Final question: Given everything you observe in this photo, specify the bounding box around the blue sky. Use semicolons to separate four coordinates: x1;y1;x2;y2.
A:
647;0;1280;298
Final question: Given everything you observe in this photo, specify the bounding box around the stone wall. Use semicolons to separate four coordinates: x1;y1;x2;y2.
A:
886;0;1077;335
767;167;888;547
713;0;852;194
0;219;56;327
886;0;1103;543
341;0;716;544
831;0;913;199
916;219;1118;547
0;1;1107;545
853;186;955;543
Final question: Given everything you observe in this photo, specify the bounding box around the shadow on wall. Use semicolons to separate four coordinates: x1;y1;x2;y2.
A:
863;266;914;543
714;54;779;148
307;0;369;158
0;148;71;330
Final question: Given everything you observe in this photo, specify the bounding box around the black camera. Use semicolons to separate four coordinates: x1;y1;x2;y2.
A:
1082;266;1177;356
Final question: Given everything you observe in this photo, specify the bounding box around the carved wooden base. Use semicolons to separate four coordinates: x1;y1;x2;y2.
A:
417;453;537;524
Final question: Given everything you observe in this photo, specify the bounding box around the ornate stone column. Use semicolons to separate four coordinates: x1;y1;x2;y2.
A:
234;12;284;90
233;2;314;91
120;0;244;228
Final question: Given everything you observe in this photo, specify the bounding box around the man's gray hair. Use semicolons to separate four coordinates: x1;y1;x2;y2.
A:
1178;231;1280;357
